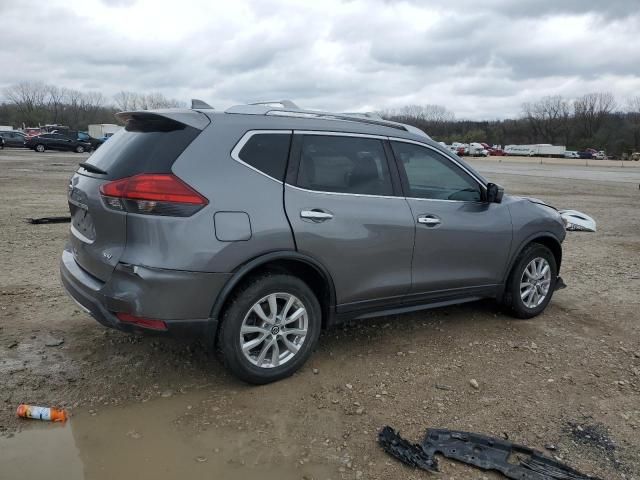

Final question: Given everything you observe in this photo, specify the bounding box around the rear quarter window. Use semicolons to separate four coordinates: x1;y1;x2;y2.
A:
236;132;292;181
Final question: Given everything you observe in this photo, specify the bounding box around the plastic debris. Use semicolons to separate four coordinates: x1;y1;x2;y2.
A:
379;426;603;480
558;210;596;232
26;216;71;225
17;404;67;422
378;426;438;472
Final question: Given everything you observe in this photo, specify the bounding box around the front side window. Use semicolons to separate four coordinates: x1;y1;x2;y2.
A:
297;135;393;196
238;132;291;181
391;141;482;202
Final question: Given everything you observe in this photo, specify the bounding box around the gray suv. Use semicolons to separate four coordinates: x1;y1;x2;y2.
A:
60;100;566;384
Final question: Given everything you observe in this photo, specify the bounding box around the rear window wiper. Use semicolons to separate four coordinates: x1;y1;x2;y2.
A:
79;162;107;175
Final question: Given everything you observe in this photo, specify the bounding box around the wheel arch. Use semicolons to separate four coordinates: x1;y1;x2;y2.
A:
210;251;337;330
503;233;563;285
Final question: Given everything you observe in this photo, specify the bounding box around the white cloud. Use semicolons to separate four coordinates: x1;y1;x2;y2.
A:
1;0;639;119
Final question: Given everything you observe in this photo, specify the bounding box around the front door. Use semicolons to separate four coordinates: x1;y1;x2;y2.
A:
285;133;415;310
390;140;513;298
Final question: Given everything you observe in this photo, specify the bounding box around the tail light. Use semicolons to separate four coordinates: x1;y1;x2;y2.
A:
100;173;208;216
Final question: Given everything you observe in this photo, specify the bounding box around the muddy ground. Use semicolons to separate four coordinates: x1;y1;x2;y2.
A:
0;148;639;479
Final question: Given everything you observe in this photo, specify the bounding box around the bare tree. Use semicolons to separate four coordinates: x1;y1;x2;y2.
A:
380;104;455;124
626;96;640;151
46;85;67;123
113;91;137;111
3;81;49;125
522;95;571;144
573;92;616;139
113;90;183;111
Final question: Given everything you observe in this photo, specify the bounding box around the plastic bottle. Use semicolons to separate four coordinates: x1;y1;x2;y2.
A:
16;404;67;422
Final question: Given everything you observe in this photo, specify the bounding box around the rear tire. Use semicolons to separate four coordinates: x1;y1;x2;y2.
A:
218;273;321;384
35;144;45;152
503;243;557;319
75;145;85;153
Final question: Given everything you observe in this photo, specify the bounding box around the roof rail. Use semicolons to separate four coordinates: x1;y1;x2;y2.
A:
249;100;300;109
224;101;430;138
267;110;409;132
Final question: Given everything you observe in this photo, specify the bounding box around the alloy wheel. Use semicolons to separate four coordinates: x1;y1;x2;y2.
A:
240;293;308;368
520;257;551;308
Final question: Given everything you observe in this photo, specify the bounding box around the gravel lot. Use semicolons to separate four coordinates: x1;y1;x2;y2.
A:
1;149;639;479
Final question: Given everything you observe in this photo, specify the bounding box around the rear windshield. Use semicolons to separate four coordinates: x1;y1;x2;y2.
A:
81;116;200;180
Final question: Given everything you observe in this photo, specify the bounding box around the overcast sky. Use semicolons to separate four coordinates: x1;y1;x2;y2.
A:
1;0;639;119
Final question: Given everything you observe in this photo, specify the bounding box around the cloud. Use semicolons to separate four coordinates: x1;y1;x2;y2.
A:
1;0;639;119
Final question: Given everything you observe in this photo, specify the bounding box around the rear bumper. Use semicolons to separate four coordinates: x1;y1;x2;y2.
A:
60;246;232;336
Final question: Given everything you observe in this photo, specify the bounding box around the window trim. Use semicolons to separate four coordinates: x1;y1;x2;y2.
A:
230;129;293;184
388;138;487;203
229;130;486;201
289;130;402;198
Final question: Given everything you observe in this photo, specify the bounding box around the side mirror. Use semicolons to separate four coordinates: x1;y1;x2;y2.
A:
486;183;504;203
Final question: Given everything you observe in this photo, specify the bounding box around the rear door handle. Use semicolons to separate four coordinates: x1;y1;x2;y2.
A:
417;215;441;226
300;209;333;222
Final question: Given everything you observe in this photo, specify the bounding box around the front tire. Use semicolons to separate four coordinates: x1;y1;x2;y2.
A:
218;273;321;384
504;243;557;319
75;145;85;153
35;144;45;152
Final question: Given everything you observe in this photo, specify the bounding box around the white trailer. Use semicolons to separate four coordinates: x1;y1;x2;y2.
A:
504;145;533;156
529;144;565;157
88;124;121;139
0;125;14;131
505;144;566;157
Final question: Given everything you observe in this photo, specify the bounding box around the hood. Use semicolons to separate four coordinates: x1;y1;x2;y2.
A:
513;195;558;210
513;196;596;232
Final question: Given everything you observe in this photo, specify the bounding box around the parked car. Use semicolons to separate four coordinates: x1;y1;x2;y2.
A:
469;142;489;157
447;145;463;156
0;130;27;147
60;101;567;384
563;151;580;159
577;151;593;159
76;131;104;150
488;148;507;156
25;133;92;153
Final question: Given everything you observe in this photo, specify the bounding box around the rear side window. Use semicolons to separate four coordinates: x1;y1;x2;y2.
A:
81;115;200;180
296;135;393;196
237;133;292;180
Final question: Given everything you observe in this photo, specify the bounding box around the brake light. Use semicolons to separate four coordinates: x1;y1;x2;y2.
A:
100;173;208;216
116;312;167;331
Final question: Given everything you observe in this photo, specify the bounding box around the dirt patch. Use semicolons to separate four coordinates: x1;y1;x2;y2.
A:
1;148;639;479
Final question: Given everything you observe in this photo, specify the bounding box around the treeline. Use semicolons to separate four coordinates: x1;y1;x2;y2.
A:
382;93;640;156
0;82;183;130
2;82;640;155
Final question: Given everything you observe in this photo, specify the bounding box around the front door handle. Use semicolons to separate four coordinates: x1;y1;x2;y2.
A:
301;209;334;222
417;215;441;227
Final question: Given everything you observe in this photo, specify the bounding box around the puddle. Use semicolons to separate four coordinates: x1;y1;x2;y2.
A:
1;394;337;480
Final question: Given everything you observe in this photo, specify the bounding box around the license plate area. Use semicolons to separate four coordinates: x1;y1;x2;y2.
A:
69;198;96;242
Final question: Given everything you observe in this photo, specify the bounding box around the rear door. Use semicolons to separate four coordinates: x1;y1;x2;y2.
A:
390;140;512;296
68;112;205;281
284;132;415;309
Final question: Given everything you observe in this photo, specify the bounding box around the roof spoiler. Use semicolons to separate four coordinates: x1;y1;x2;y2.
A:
115;109;210;130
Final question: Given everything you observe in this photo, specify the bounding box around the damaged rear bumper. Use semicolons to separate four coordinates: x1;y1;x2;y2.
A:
60;247;231;337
